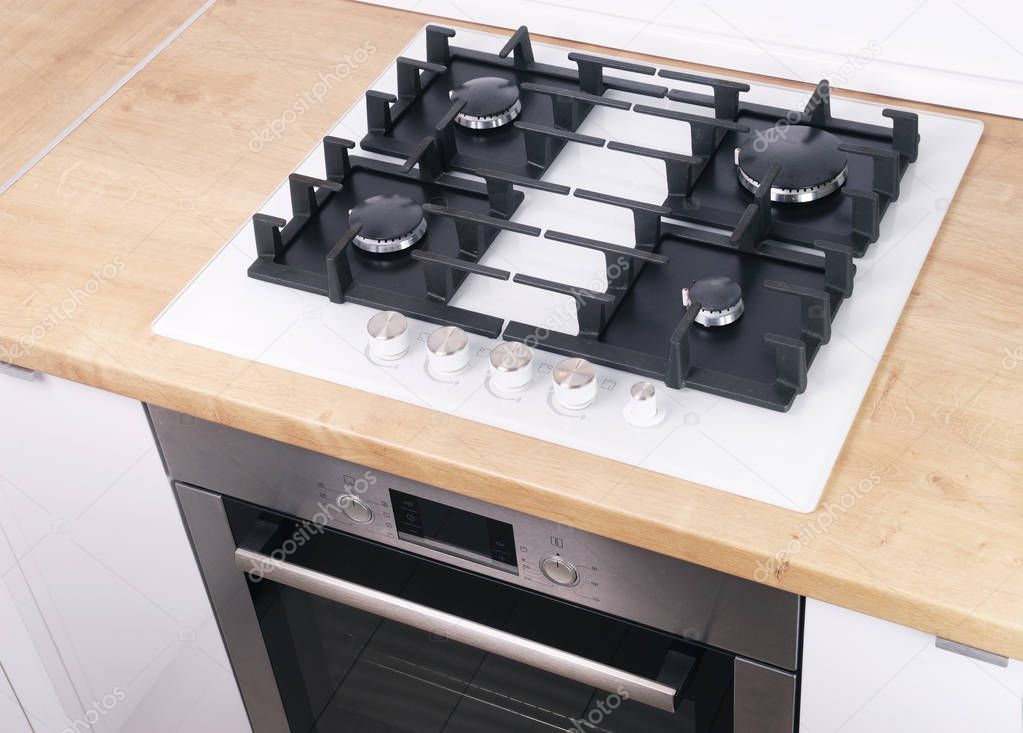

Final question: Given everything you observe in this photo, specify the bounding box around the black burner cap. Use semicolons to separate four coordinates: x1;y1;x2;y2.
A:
690;276;742;311
738;125;847;190
349;194;425;241
449;76;520;118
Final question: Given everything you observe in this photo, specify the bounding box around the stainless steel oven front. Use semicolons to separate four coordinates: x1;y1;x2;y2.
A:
148;405;802;733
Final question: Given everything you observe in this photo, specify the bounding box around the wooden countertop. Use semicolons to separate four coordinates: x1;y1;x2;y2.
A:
0;0;207;189
1;0;1020;660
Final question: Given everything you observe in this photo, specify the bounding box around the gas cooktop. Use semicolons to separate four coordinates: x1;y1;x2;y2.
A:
154;25;981;511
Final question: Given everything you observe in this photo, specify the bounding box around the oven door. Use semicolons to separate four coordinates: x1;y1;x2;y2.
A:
177;484;740;733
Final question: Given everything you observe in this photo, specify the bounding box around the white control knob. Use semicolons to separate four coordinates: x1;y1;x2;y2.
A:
427;326;470;374
340;495;373;524
366;311;409;361
489;342;533;393
552;357;597;410
624;380;664;427
540;555;579;586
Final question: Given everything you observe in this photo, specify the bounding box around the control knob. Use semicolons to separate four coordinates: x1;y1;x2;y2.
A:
489;342;533;393
540;555;579;587
366;311;409;361
624;380;664;427
340;495;374;524
552;357;597;410
427;326;470;374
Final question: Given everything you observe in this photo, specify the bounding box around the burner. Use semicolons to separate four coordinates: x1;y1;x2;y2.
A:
349;194;427;254
735;126;848;203
682;276;744;327
449;76;522;130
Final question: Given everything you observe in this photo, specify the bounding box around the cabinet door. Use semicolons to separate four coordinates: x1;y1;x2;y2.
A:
0;480;72;733
801;598;1023;733
0;370;250;732
0;528;32;733
0;665;31;733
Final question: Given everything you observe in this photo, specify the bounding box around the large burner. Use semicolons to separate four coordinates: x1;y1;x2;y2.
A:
735;126;848;203
449;76;522;130
349;194;427;254
682;276;744;327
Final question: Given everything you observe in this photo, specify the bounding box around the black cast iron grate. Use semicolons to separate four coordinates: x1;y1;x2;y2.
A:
360;25;668;178
624;76;919;256
246;24;921;411
247;136;566;337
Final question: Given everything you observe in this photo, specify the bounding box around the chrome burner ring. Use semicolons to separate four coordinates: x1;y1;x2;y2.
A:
736;161;848;204
352;217;428;254
453;98;522;130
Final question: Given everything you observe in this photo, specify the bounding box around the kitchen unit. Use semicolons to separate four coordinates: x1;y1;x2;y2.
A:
1;368;1019;731
0;1;1020;732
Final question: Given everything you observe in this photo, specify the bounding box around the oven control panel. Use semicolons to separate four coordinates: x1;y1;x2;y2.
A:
314;473;606;601
150;403;801;672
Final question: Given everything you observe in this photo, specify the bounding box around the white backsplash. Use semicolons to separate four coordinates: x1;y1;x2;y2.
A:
356;0;1023;118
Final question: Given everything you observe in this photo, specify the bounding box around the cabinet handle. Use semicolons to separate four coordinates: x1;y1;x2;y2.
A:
935;637;1008;667
0;363;37;381
235;547;688;713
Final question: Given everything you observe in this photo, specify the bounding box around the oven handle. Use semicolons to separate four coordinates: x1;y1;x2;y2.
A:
235;547;683;714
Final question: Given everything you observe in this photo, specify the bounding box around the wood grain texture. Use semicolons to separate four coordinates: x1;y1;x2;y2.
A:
0;0;1020;659
0;0;207;188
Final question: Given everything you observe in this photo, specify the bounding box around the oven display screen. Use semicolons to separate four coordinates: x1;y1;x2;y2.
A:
390;490;517;572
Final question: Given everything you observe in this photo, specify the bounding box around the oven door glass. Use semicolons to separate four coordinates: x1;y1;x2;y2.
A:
225;499;735;733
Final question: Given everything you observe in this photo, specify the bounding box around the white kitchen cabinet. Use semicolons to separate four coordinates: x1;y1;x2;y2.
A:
0;368;249;732
0;482;71;733
0;665;31;733
801;598;1023;733
0;531;33;733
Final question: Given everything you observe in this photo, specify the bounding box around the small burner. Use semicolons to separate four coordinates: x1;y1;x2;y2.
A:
349;194;427;254
735;126;848;203
682;276;744;327
449;76;522;130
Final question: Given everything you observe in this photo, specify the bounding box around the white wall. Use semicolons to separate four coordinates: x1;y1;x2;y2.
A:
356;0;1023;117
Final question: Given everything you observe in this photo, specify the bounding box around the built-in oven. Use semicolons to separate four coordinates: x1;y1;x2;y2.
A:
148;406;802;733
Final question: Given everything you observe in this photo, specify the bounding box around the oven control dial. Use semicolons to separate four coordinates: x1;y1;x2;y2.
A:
427;326;470;374
367;310;409;361
540;555;579;587
340;495;374;524
552;358;597;410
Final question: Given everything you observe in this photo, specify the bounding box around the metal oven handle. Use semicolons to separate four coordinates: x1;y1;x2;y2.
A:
235;547;683;713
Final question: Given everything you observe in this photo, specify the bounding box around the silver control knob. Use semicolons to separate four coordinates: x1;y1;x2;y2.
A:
552;357;597;410
489;342;533;393
340;495;373;524
367;311;409;361
427;326;470;374
624;380;663;427
540;555;579;587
